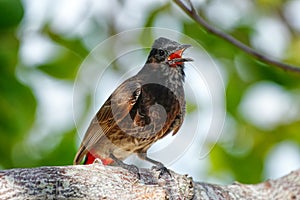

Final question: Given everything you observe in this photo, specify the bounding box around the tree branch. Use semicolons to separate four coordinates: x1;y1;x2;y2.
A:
173;0;300;74
0;164;299;199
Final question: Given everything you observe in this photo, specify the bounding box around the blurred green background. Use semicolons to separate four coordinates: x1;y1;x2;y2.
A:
1;0;300;184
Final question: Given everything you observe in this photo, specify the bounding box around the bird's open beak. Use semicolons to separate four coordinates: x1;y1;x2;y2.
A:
167;44;193;66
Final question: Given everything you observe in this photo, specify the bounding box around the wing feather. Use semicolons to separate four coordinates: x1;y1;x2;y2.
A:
73;79;142;164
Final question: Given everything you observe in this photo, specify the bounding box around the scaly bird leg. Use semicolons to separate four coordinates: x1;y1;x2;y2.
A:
137;152;171;178
109;153;140;179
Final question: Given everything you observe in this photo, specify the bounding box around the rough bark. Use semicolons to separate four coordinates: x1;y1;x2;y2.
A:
0;163;299;199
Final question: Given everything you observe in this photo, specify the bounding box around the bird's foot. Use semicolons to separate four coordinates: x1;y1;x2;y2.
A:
109;153;140;179
152;163;171;179
137;153;171;179
122;163;141;179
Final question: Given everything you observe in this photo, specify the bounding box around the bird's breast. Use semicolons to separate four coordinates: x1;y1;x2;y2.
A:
120;83;184;138
104;82;185;155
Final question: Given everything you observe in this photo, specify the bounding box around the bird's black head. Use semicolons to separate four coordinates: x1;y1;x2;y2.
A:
146;37;193;67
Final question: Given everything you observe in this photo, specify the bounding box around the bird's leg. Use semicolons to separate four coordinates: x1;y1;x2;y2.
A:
137;152;171;178
109;153;140;179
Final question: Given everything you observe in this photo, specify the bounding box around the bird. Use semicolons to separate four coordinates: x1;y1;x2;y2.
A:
73;37;193;178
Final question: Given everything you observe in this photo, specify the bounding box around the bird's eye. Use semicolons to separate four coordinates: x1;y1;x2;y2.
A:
158;49;165;56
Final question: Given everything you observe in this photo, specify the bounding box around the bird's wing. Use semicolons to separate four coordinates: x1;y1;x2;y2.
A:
168;101;185;136
73;79;142;164
170;112;184;136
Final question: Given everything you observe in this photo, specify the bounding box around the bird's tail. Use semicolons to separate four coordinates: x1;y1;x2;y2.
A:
73;146;87;165
74;146;114;165
83;152;97;164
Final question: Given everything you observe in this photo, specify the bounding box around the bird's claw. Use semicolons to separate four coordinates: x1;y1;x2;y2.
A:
126;164;141;179
109;153;141;179
152;165;171;179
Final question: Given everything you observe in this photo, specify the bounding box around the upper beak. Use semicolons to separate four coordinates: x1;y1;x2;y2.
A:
179;44;192;51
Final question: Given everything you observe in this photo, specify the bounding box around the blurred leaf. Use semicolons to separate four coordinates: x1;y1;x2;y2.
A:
183;22;238;60
230;25;254;46
226;71;248;115
0;2;36;168
38;129;77;166
250;60;300;89
140;2;171;47
0;76;36;136
143;2;171;27
285;37;300;66
37;49;83;80
211;119;300;183
0;31;19;72
235;53;300;89
210;143;264;183
256;0;285;9
0;73;36;168
271;120;300;144
0;0;23;29
43;26;89;58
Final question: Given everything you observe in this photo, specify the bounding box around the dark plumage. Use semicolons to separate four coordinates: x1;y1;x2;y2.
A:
74;37;193;177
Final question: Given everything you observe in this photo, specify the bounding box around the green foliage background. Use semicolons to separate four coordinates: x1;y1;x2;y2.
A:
1;0;300;184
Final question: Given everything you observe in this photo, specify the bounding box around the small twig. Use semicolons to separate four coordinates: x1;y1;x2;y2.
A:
174;0;300;73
